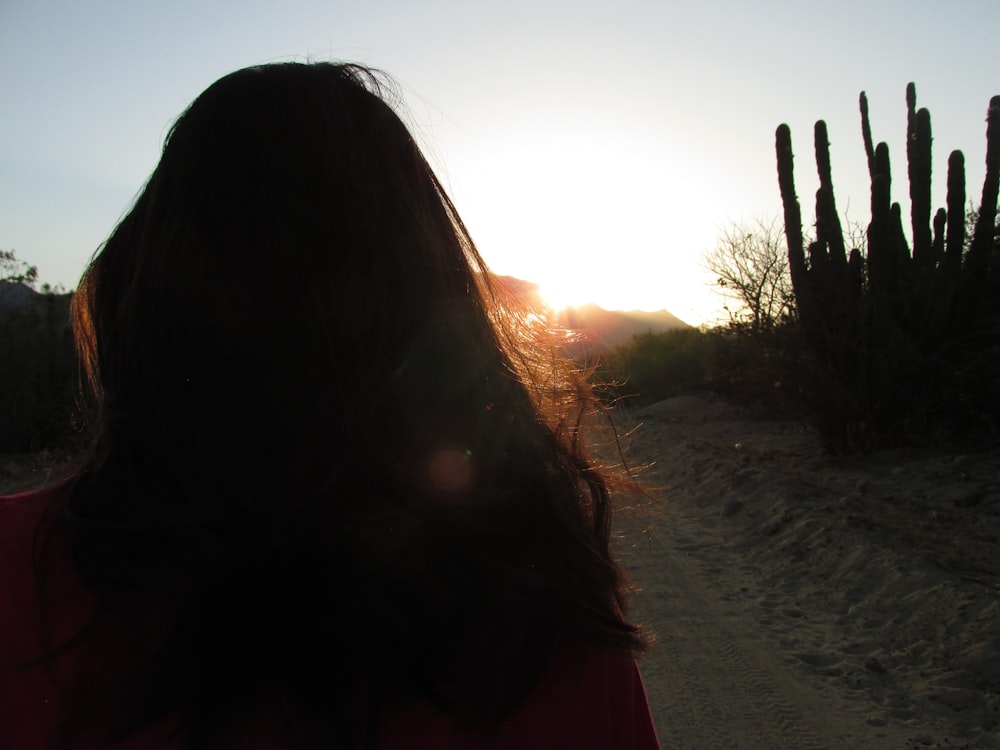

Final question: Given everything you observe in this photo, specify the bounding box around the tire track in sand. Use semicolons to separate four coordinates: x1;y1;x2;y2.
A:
625;517;831;749
616;398;920;749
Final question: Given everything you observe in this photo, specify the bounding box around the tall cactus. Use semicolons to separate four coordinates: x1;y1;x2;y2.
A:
907;84;934;268
776;86;1000;453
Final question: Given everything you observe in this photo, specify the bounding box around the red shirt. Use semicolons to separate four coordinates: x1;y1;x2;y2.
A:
0;488;660;749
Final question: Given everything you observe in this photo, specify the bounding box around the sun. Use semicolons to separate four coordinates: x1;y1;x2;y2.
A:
446;120;732;323
537;280;593;312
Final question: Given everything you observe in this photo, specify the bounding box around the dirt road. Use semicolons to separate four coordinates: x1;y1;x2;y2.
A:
623;506;913;748
616;396;1000;749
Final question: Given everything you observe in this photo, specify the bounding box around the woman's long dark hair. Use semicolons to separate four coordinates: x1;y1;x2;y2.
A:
54;62;644;748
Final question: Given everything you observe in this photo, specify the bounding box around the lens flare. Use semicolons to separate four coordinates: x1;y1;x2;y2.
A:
427;448;474;494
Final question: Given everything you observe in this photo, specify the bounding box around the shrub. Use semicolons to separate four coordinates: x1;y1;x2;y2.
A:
0;280;79;452
596;328;718;405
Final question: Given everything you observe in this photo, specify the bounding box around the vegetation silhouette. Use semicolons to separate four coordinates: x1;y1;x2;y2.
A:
595;86;999;449
0;255;77;454
703;218;795;333
777;84;1000;453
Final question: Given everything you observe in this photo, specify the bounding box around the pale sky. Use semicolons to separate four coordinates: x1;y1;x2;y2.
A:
1;0;997;325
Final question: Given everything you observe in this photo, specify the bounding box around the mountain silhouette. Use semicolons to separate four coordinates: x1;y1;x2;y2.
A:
493;275;690;354
0;280;42;310
552;303;689;350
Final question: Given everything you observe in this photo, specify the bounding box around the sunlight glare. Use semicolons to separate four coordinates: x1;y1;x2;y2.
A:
537;279;593;312
445;121;732;324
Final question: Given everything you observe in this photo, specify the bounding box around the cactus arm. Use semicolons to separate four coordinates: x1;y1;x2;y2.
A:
944;150;966;274
814;121;848;269
966;97;1000;279
909;107;934;266
776;124;808;291
860;92;876;179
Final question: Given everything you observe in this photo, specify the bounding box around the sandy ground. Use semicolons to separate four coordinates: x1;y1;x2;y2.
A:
615;395;1000;749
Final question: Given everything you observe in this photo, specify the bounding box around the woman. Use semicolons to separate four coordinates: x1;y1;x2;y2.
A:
0;62;659;749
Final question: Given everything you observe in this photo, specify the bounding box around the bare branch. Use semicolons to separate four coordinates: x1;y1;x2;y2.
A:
703;218;794;330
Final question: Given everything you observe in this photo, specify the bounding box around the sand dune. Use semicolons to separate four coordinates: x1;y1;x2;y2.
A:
618;395;1000;749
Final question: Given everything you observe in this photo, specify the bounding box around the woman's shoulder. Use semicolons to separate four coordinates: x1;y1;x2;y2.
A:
0;480;68;518
0;480;102;664
0;484;74;745
0;481;60;514
0;483;57;585
0;482;70;585
380;641;660;750
503;641;660;749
